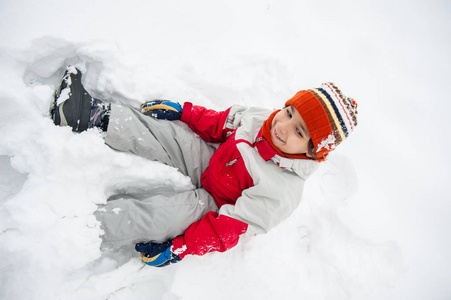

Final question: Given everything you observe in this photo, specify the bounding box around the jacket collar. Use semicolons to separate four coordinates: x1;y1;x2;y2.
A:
255;129;278;161
255;129;319;179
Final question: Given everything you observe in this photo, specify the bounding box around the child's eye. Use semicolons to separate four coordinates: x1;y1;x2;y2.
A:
286;108;292;118
296;128;303;138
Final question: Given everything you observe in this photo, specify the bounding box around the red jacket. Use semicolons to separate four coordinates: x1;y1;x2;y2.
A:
172;103;318;258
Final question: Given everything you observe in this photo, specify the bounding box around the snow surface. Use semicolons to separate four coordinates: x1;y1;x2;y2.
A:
0;0;450;299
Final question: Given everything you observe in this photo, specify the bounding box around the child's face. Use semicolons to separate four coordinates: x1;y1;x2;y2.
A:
271;105;312;156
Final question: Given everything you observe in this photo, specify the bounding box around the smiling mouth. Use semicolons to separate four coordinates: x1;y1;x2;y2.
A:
273;127;285;143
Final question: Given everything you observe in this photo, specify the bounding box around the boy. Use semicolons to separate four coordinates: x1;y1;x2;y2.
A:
51;66;358;267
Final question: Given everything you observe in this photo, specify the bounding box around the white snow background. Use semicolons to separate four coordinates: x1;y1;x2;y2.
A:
0;0;450;299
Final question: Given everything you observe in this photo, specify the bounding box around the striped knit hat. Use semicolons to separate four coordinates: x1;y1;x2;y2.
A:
285;82;358;159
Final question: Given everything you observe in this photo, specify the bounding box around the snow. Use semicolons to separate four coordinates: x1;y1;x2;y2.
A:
0;0;450;299
172;245;187;256
112;208;122;215
317;133;336;152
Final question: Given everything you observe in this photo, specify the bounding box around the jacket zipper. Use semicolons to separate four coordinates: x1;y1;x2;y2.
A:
221;157;241;176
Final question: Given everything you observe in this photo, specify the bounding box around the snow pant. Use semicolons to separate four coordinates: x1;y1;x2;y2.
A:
95;105;219;248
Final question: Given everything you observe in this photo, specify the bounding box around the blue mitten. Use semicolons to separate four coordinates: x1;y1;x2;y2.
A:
140;100;182;120
135;241;182;267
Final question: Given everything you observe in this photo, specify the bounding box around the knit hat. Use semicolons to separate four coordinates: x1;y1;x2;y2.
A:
285;82;358;159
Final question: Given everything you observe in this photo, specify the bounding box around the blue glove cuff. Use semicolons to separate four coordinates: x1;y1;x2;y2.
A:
141;247;173;266
136;241;182;267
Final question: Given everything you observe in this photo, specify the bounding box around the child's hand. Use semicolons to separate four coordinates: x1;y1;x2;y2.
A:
135;240;182;267
140;100;182;120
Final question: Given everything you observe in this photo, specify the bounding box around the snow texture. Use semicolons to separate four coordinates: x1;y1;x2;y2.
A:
0;0;450;299
317;133;336;152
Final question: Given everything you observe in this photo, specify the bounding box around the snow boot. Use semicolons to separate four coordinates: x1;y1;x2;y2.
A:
88;98;111;132
51;66;110;132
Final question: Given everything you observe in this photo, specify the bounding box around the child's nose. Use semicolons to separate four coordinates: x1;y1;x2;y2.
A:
279;123;288;134
279;122;292;135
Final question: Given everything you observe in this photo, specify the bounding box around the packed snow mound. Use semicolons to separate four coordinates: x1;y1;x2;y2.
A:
0;38;403;300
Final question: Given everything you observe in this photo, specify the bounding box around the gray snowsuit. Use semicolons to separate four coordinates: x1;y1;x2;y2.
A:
96;102;318;254
96;105;219;248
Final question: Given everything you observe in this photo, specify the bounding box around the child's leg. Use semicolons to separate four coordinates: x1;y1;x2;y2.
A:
100;106;218;247
105;104;215;188
95;188;217;248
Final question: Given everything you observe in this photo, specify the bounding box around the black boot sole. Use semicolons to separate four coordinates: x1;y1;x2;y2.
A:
51;66;93;132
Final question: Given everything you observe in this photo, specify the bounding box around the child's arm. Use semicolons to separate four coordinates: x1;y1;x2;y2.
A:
134;210;248;266
140;100;248;143
167;172;305;261
180;103;248;143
